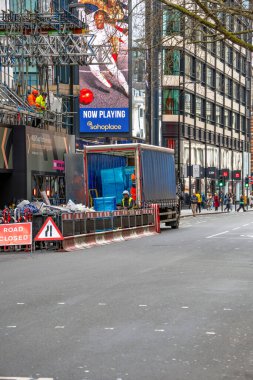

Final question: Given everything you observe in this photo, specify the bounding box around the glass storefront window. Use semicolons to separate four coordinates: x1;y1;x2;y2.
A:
163;50;180;75
163;89;179;114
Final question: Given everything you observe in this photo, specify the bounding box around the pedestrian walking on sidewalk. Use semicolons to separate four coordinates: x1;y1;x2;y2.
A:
214;193;220;211
191;192;198;217
224;193;231;212
237;194;246;212
206;193;213;210
196;191;202;213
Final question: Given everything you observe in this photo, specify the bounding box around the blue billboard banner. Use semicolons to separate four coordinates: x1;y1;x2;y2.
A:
80;108;129;133
77;0;129;134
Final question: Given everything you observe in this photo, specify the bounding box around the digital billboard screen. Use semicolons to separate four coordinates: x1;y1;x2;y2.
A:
78;0;129;134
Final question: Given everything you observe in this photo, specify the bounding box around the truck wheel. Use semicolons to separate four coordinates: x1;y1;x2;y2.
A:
171;217;180;229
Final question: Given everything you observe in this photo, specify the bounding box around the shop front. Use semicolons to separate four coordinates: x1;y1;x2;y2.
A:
0;125;75;208
181;140;245;199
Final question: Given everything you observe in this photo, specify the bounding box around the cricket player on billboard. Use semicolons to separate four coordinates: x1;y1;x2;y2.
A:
78;0;129;133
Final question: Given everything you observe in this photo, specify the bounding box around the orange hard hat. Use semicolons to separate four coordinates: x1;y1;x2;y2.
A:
32;89;38;95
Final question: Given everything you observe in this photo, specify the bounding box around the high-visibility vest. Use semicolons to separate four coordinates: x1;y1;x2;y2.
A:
122;197;133;208
35;95;46;109
130;186;136;201
27;93;36;107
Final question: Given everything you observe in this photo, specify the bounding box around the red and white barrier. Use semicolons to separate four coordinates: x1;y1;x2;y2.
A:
62;224;157;252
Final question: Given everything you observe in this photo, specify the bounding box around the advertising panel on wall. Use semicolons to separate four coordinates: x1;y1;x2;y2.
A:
0;126;13;171
26;126;75;200
77;0;129;134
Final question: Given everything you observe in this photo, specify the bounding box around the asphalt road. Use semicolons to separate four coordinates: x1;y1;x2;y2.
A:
1;211;253;380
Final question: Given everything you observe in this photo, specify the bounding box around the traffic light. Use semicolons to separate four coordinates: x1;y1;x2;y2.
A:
219;176;224;187
245;176;249;187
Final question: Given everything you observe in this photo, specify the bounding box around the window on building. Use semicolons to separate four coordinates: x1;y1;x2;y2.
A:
224;109;229;127
235;114;240;132
201;63;206;84
196;97;205;121
235;51;241;71
216;72;224;94
241;116;246;133
247;90;251;108
225;45;233;66
200;26;207;49
216;41;225;61
184;55;195;79
163;10;181;35
225;77;233;98
241;86;246;104
206;67;215;89
216;105;223;126
196;60;202;82
233;82;240;102
163;89;179;114
206;101;215;124
231;112;236;130
184;93;194;117
241;56;246;75
163;50;181;75
247;118;250;135
208;40;216;56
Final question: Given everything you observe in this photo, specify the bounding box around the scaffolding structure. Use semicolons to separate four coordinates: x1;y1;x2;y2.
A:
0;0;111;130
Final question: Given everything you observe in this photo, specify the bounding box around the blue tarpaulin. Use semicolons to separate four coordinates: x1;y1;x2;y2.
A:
88;154;126;197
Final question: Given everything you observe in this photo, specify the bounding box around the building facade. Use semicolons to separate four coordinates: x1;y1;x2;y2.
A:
161;9;251;198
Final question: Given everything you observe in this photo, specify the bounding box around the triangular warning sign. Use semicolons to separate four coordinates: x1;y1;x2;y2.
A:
34;217;63;241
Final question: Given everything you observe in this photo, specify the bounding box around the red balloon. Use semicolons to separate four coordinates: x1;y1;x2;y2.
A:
79;88;94;105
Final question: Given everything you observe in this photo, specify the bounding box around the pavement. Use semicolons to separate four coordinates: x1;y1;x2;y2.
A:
1;211;253;379
181;205;253;217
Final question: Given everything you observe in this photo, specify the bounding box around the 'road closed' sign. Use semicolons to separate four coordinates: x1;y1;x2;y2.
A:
0;223;32;246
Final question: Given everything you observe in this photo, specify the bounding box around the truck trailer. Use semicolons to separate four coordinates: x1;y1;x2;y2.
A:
83;144;180;229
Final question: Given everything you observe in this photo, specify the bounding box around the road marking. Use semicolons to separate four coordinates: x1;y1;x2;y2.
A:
6;326;16;328
154;329;165;332
0;378;54;380
206;331;216;335
243;224;249;227
206;231;229;239
57;302;65;305
16;303;25;305
232;227;241;230
181;306;189;309
139;304;148;307
104;327;114;330
55;326;64;329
